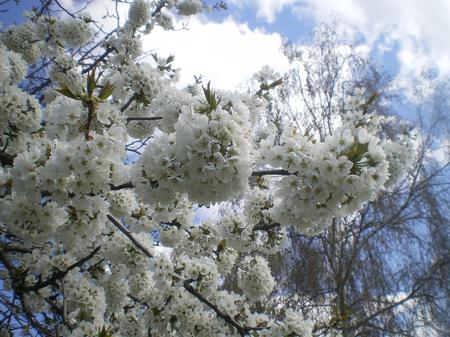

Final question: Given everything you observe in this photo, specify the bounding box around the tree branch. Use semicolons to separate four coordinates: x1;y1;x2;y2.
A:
110;181;134;190
81;46;114;75
19;246;101;293
108;168;296;193
106;214;153;258
183;279;265;336
126;116;163;123
348;255;450;332
252;223;281;231
251;169;294;177
120;93;138;113
0;151;14;166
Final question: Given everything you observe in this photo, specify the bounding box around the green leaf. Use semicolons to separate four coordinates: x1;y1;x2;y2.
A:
98;82;115;100
96;326;113;337
166;54;175;64
55;86;79;100
269;78;283;89
200;82;221;114
87;68;96;97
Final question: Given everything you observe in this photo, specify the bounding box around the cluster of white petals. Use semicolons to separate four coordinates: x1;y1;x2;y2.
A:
149;87;194;133
2;15;94;64
128;0;151;29
253;87;417;235
1;23;41;63
237;256;275;302
132;91;252;205
0;86;41;135
176;0;203;16
383;136;415;188
260;309;314;336
55;18;94;48
0;42;27;86
260;126;389;234
49;55;85;95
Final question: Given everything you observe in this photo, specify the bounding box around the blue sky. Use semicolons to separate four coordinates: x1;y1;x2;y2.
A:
0;0;36;26
207;1;316;42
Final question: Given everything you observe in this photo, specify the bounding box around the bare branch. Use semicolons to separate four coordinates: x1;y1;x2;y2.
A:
106;214;153;258
183;279;265;336
18;246;101;293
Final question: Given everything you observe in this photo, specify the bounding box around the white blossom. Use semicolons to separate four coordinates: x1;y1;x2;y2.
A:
1;23;41;63
55;18;94;48
237;256;275;302
128;0;151;29
176;0;203;16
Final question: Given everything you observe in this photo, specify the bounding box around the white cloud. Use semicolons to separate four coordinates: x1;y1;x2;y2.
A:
56;0;128;31
58;0;289;90
230;0;297;23
142;16;289;90
431;138;450;165
239;0;450;94
306;0;450;76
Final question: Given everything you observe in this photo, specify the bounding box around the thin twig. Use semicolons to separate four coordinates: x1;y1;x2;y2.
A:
252;223;281;231
251;169;294;177
19;246;101;293
183;279;265;336
120;93;138;113
106;214;153;258
126;116;163;123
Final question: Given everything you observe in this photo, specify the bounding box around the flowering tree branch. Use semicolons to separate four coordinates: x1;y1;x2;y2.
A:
183;279;266;337
120;92;139;112
107;214;153;258
126;116;163;122
17;246;101;294
252;223;281;231
251;169;294;177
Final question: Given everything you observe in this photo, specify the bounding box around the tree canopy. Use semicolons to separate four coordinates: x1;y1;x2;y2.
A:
0;1;447;337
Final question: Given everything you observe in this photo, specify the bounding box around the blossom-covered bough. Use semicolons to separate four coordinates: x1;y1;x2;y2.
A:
0;1;415;336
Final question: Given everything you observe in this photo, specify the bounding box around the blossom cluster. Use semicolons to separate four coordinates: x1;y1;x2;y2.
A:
238;256;276;302
126;0;204;32
1;15;93;63
132;89;253;205
259;125;389;234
